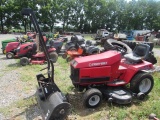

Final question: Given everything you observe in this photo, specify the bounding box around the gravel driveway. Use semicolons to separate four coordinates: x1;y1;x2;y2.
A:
0;34;42;120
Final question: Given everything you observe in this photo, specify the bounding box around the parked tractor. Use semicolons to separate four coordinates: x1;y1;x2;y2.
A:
70;43;154;107
62;35;100;61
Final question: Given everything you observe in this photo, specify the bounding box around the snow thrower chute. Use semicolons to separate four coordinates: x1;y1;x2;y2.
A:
21;8;71;120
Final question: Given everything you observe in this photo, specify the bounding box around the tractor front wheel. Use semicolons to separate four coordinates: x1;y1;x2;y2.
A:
2;49;6;54
20;57;30;66
130;73;154;95
6;52;14;59
83;88;102;108
49;52;58;63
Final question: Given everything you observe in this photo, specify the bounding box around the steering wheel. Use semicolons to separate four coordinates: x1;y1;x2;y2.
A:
113;45;127;55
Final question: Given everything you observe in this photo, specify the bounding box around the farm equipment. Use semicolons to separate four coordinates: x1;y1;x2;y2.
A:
1;38;18;54
21;8;71;119
16;41;58;66
62;35;100;61
70;43;154;107
135;31;153;42
1;35;34;54
5;36;34;59
64;34;86;51
94;29;110;40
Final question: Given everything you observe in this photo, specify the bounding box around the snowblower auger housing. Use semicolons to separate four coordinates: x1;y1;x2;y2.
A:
21;8;71;120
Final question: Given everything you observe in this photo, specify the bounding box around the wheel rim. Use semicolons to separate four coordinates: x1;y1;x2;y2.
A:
22;59;28;65
139;78;151;93
88;95;100;106
7;53;13;58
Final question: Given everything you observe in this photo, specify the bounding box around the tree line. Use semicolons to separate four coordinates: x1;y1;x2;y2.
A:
0;0;160;33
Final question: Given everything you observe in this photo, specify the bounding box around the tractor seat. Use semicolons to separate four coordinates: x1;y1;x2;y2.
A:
124;44;150;63
32;43;37;55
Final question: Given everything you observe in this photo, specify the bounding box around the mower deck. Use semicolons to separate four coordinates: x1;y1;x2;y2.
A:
102;87;132;104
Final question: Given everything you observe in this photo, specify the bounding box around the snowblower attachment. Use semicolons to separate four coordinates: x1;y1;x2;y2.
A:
21;8;71;120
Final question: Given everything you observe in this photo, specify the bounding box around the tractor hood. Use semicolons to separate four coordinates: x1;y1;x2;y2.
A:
2;39;16;43
71;50;121;68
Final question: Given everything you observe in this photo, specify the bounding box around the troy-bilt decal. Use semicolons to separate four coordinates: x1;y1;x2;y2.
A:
89;62;107;67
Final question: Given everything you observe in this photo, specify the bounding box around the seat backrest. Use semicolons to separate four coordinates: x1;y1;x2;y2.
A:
133;43;150;58
32;43;37;54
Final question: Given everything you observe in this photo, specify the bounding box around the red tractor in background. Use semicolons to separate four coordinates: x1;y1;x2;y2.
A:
5;35;48;59
70;43;154;107
16;42;58;66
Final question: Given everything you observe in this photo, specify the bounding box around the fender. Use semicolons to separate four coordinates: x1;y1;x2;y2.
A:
48;47;56;52
86;46;100;54
65;42;76;50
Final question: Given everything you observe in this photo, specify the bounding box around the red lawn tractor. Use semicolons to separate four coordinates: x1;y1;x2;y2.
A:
16;42;58;66
5;35;48;59
70;43;154;107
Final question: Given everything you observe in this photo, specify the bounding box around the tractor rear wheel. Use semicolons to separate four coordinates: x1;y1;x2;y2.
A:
6;52;14;59
130;73;154;95
20;57;30;66
49;52;58;63
83;88;102;108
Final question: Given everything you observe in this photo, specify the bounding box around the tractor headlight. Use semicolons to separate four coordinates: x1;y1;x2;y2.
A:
16;46;20;52
71;60;78;67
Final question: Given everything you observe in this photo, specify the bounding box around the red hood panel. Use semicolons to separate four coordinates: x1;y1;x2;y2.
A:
73;50;121;68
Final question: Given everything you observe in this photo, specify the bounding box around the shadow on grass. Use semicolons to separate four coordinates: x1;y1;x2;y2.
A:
66;88;151;118
9;94;42;120
7;62;21;67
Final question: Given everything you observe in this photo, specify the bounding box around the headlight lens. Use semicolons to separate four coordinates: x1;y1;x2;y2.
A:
71;60;78;67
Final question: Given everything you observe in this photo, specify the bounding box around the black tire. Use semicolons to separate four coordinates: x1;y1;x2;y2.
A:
83;88;102;108
6;52;14;59
62;53;67;59
145;52;157;64
49;52;58;63
20;57;30;66
104;39;132;55
130;72;154;95
66;57;72;62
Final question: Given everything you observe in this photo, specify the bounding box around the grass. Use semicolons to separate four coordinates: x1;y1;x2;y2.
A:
154;45;160;49
0;36;160;119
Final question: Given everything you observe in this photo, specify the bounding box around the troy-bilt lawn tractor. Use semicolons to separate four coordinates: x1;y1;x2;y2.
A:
21;8;71;120
16;41;58;66
5;36;35;59
62;35;100;62
70;43;154;107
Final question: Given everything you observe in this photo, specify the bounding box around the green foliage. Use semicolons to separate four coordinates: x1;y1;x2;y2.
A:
1;0;160;33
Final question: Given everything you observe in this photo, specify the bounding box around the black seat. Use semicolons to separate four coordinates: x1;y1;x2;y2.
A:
124;43;150;63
